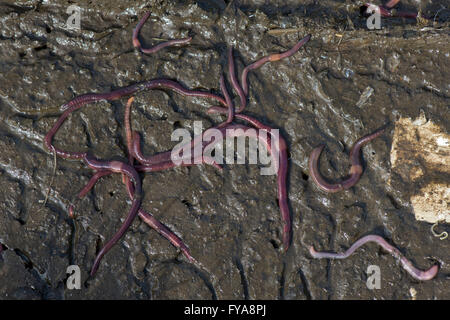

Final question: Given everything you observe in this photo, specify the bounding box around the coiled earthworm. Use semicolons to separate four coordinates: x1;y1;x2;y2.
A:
218;74;235;126
132;11;192;54
83;154;142;275
309;235;439;281
308;127;385;193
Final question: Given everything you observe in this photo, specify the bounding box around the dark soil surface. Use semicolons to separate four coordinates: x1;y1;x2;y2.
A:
0;0;448;299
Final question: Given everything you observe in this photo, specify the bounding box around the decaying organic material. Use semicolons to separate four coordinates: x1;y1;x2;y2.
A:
390;111;450;223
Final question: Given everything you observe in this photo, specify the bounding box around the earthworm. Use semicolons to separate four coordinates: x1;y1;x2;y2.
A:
75;168;194;262
122;171;193;262
431;222;448;240
309;235;439;281
202;110;292;250
235;115;291;251
228;47;247;113
174;115;291;251
208;37;310;115
385;0;400;8
125;95;223;168
308;128;385;193
122;97;219;261
204;48;243;124
74;97;199;262
240;34;311;96
44;79;226;160
83;154;142;275
132;11;192;54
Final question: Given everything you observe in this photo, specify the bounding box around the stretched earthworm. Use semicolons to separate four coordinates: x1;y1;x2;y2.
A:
385;0;400;8
207;36;310;116
308;128;385;193
75;97;197;262
219;74;235;126
45;79;226;160
75;167;194;262
202;110;292;249
241;34;311;96
122;171;193;262
124;97;135;167
122;97;222;260
309;235;439;281
235;115;291;251
361;2;420;20
170;116;291;251
82;154;142;275
125;95;223;168
132;11;192;54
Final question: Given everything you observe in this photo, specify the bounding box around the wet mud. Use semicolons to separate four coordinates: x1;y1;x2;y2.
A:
0;0;449;299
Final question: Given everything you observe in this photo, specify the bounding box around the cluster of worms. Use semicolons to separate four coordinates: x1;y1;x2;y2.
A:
44;11;439;281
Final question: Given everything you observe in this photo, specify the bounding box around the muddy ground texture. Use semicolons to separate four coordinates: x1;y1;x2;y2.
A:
0;0;449;299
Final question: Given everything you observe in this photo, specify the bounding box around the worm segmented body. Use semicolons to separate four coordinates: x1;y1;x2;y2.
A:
310;235;439;281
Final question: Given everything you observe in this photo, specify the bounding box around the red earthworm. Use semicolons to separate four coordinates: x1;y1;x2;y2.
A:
385;0;400;8
173;116;291;250
240;34;311;96
222;123;290;250
125;96;223;167
124;97;135;166
361;2;420;19
77;170;113;199
228;47;247;113
208;37;310;115
44;79;226;160
219;74;235;126
76;96;199;263
75;168;194;262
308;128;385;193
123;96;220;261
309;235;439;281
83;154;142;275
122;171;193;262
235;115;291;251
132;11;192;54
